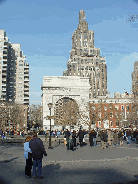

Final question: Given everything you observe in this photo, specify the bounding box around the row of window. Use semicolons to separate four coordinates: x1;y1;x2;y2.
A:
98;121;122;127
92;105;129;111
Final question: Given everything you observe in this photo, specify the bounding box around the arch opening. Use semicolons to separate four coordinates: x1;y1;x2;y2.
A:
54;97;79;126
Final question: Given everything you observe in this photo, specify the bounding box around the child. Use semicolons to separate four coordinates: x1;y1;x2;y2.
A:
24;135;33;178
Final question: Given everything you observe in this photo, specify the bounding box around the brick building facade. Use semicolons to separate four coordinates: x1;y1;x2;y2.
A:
90;97;133;129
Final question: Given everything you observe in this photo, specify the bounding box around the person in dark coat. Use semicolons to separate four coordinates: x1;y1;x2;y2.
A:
126;129;129;143
29;132;47;179
113;130;118;145
89;130;93;146
72;130;77;147
64;129;70;144
127;130;132;144
78;129;84;147
100;130;104;147
101;130;107;149
133;129;137;141
93;130;97;146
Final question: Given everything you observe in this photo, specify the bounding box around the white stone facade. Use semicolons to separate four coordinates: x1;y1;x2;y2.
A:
41;76;90;130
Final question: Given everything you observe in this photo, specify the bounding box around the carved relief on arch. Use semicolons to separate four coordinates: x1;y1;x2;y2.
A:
44;96;52;104
62;87;71;93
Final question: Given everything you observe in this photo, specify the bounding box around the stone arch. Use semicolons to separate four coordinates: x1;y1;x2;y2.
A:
42;76;90;130
54;97;79;126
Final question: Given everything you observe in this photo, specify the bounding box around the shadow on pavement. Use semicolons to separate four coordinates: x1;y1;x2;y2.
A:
0;157;19;163
41;163;138;184
0;161;138;184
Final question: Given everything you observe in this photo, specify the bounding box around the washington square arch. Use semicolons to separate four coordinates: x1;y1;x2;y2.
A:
41;76;90;130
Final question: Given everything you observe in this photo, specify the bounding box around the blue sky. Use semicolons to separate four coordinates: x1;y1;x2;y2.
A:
0;0;138;104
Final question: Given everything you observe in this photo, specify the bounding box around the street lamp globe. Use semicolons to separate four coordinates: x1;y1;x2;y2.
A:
48;103;53;110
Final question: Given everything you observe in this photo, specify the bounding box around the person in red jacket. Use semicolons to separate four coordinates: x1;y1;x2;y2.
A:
29;132;47;179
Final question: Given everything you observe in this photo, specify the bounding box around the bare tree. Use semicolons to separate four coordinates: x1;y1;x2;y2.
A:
126;0;138;23
29;104;43;128
9;104;25;129
0;0;7;5
0;102;26;131
54;97;79;127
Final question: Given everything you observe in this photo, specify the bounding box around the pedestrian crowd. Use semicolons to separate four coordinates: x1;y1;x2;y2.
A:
63;128;138;150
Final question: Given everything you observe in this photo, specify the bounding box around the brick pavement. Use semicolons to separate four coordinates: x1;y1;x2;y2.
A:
0;139;138;183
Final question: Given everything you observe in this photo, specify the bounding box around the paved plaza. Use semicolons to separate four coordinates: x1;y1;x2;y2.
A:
0;139;138;184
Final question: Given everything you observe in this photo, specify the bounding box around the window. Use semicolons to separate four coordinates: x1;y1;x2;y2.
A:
115;105;119;110
110;121;113;127
110;106;113;110
19;64;23;66
105;113;107;118
98;112;101;118
121;105;124;110
92;106;95;110
110;112;113;118
98;121;101;127
126;105;129;110
116;121;119;126
115;113;118;118
81;66;84;70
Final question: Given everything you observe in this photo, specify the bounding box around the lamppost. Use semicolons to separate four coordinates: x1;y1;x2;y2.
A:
48;103;53;149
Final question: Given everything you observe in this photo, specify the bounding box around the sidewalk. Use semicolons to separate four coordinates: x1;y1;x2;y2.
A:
0;140;138;183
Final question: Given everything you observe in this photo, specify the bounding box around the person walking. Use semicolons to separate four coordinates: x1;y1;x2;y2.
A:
22;130;25;137
136;129;138;144
133;129;137;142
101;130;107;149
57;130;60;138
127;130;132;145
78;129;85;147
113;130;118;145
93;129;97;146
83;129;86;144
100;130;104;149
126;129;129;143
24;135;33;178
29;132;47;179
120;130;124;145
64;129;70;147
123;129;126;141
118;130;121;145
89;130;93;147
107;129;112;146
72;130;77;147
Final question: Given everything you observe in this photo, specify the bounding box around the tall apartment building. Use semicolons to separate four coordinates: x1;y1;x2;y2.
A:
0;30;29;105
63;10;107;98
131;61;138;98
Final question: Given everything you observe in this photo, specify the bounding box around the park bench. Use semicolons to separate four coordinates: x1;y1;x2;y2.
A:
45;135;65;146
